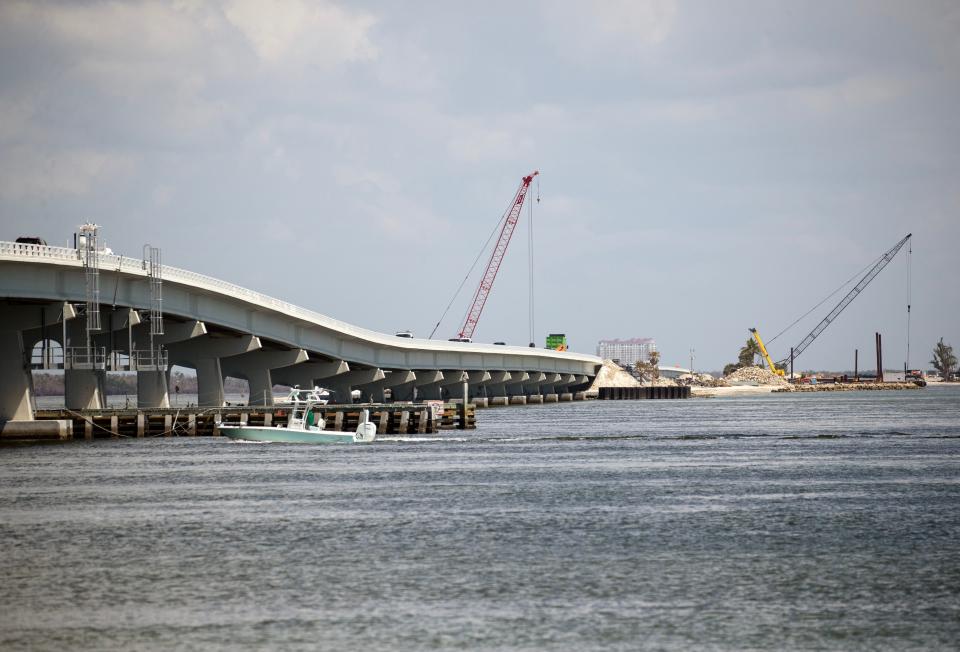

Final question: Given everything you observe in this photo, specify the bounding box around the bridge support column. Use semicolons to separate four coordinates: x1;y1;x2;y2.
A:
465;371;492;401
165;333;261;407
0;302;76;421
389;380;416;401
506;371;530;397
480;371;511;401
137;371;169;408
65;369;107;410
133;320;207;408
539;373;561;395
439;371;468;401
523;372;547;398
63;317;106;410
412;370;444;401
357;370;416;403
316;367;385;404
221;349;309;406
553;374;577;394
0;331;34;422
273;360;348;392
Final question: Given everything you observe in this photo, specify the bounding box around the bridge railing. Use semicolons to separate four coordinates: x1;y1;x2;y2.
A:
0;241;390;340
1;240;599;363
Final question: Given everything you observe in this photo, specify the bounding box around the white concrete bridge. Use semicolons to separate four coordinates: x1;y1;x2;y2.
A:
0;240;600;421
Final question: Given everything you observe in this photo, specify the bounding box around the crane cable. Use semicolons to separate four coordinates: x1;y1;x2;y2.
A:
527;178;538;346
906;238;912;370
766;252;885;346
428;202;512;340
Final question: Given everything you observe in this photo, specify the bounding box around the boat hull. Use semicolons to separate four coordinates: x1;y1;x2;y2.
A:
219;425;361;444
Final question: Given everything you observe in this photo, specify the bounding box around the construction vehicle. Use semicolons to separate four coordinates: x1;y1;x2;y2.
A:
455;171;539;341
749;328;785;376
752;233;912;373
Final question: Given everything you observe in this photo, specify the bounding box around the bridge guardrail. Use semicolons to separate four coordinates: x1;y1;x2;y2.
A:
1;241;600;365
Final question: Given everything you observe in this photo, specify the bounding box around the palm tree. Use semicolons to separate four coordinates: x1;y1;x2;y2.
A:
738;337;761;367
931;338;957;380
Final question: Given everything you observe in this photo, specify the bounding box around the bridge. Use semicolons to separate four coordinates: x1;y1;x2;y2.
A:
0;240;600;422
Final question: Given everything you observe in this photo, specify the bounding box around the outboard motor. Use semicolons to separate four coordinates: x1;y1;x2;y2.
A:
354;409;377;443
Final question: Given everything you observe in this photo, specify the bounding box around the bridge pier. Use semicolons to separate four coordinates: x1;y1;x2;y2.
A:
64;369;107;410
479;371;511;401
439;370;468;401
136;370;168;408
506;371;530;397
273;360;348;393
132;320;207;408
539;373;562;395
316;367;384;404
221;348;308;406
63;318;106;410
523;371;547;398
357;370;416;403
0;302;75;421
166;333;261;407
412;370;445;401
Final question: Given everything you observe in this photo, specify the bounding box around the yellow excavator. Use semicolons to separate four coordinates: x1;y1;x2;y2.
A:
749;328;785;377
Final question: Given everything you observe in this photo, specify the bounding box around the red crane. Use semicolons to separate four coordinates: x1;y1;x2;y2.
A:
456;170;539;341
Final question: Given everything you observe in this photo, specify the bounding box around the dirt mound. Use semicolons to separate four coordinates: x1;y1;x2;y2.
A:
676;372;729;388
643;377;677;387
725;365;789;386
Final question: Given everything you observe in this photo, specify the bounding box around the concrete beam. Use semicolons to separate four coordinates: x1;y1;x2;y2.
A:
357;369;416;402
220;348;309;406
317;367;385;404
439;370;469;386
412;370;445;401
481;370;512;398
165;333;261;407
540;372;562;394
506;371;530;397
132;319;206;351
272;359;349;389
555;373;576;389
133;320;206;409
523;372;547;396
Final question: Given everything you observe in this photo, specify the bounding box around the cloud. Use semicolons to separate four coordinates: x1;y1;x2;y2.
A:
447;125;536;164
0;146;134;199
223;0;377;67
540;0;677;59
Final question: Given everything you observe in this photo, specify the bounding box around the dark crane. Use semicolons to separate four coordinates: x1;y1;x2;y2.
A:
772;232;912;367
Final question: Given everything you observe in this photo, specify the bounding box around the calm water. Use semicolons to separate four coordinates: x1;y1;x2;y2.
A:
3;387;959;651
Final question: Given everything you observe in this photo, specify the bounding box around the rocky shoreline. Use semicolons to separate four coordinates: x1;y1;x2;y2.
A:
776;382;923;393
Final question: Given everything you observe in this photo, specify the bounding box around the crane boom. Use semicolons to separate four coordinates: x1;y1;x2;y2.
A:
776;233;912;365
457;170;539;340
749;328;784;376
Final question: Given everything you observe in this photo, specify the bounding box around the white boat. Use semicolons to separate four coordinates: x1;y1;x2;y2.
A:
218;387;376;444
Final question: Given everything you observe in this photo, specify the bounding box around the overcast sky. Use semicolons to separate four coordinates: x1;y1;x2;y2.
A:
1;1;957;371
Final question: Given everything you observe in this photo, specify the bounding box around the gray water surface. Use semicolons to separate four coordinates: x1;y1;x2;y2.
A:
3;387;959;650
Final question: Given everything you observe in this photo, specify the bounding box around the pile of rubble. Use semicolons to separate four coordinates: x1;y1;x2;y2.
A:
675;372;729;388
724;365;790;386
642;376;677;387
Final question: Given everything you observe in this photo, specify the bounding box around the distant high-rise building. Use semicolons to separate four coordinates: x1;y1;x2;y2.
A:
596;338;656;366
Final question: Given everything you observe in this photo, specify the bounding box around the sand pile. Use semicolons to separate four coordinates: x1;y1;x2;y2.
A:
725;365;789;386
590;359;642;389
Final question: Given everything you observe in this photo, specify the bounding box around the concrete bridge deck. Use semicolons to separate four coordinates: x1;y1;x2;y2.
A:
0;240;600;421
